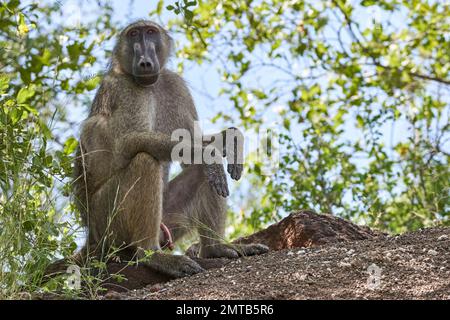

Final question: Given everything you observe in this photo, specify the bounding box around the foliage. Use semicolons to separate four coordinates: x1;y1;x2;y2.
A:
162;0;450;233
0;0;115;297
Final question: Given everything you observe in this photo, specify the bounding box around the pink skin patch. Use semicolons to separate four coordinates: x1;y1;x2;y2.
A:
160;223;174;250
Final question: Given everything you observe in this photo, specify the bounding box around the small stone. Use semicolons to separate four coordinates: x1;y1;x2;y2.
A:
294;273;307;281
147;283;164;293
437;235;449;241
338;261;352;268
17;292;32;300
103;291;123;300
428;249;438;256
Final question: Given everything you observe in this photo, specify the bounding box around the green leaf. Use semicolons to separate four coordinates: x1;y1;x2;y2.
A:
64;137;78;155
361;0;377;7
38;48;52;66
67;42;82;64
156;0;164;14
356;115;365;128
0;73;10;92
185;10;193;22
17;85;36;104
85;75;101;91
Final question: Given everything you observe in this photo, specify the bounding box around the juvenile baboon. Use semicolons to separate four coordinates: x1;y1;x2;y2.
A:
72;20;268;278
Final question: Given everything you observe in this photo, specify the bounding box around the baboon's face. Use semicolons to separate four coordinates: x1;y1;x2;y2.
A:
118;22;169;87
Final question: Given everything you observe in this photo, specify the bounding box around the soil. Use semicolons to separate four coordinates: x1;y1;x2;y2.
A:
103;225;450;300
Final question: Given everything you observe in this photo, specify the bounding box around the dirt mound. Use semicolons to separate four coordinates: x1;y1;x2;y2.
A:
102;210;383;291
38;211;449;299
108;226;449;300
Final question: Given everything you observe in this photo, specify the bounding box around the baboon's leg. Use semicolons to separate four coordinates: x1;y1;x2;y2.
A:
163;165;268;258
86;153;204;278
88;152;163;257
162;165;226;253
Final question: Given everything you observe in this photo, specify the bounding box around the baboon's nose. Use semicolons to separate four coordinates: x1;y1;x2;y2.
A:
139;58;153;71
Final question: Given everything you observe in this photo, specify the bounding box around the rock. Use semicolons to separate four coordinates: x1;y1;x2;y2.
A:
103;291;125;300
147;283;165;293
17;292;32;300
338;261;352;268
235;210;383;250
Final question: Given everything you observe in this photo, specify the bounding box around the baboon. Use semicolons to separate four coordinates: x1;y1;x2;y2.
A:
72;20;268;278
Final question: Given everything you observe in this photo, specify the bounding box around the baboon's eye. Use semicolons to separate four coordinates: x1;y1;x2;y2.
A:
147;28;158;35
128;29;139;37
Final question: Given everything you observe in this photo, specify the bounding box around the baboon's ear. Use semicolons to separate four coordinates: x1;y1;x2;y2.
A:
165;32;174;55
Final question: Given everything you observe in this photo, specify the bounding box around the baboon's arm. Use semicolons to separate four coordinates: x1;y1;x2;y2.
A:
114;131;208;164
115;131;230;197
115;131;179;164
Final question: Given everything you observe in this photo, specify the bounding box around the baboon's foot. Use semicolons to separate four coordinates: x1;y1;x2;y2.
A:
145;252;205;278
199;243;269;259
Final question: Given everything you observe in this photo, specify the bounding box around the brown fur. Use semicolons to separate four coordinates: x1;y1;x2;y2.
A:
70;21;268;278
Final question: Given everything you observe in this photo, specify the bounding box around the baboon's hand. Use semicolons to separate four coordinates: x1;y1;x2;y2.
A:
146;252;205;278
199;243;269;259
204;163;229;197
223;127;244;181
227;163;243;181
